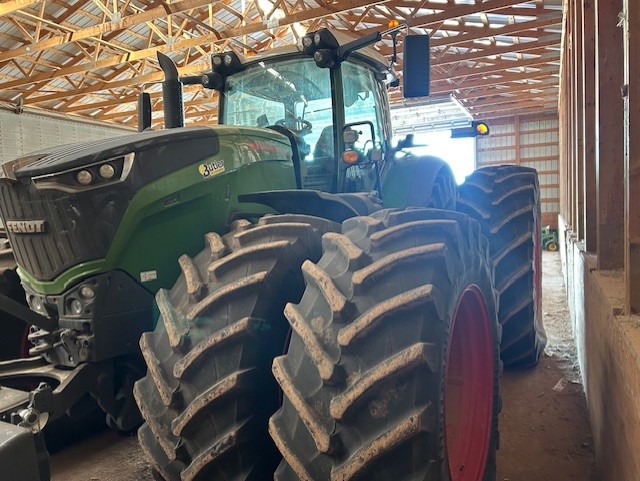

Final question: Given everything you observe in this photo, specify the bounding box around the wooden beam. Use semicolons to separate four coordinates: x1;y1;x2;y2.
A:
623;0;640;312
480;106;558;121
470;100;557;116
0;0;215;62
0;1;40;16
430;14;563;49
595;0;625;269
430;66;560;95
456;78;558;100
574;0;585;240
559;0;569;222
0;0;393;91
433;37;561;67
467;94;558;109
568;0;576;231
515;115;521;165
4;8;561;93
582;0;597;252
432;53;560;83
23;61;208;105
95;94;218;121
404;0;550;30
22;51;561;110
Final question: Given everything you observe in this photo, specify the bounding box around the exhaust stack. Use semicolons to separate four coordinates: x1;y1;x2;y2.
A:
157;52;184;129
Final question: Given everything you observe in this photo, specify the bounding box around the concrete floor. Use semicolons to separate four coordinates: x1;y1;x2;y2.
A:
49;251;597;481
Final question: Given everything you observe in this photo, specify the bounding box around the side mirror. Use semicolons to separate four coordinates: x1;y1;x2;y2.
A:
396;133;415;150
342;121;377;165
403;35;430;98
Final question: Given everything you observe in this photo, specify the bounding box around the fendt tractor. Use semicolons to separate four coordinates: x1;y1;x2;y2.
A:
0;24;546;481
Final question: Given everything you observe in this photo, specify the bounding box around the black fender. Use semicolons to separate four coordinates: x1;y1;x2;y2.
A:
381;154;457;210
238;190;378;223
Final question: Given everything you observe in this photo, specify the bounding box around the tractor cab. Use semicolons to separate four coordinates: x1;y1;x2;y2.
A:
215;34;396;195
151;24;431;199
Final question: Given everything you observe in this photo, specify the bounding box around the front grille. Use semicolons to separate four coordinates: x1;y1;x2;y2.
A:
0;179;132;282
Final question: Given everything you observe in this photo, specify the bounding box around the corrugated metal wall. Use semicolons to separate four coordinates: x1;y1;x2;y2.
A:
476;114;560;228
0;108;131;163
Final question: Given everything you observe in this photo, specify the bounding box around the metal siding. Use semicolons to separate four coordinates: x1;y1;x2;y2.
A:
0;109;130;163
477;115;560;223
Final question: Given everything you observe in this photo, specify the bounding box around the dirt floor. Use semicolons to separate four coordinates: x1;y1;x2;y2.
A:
496;252;597;481
49;251;597;481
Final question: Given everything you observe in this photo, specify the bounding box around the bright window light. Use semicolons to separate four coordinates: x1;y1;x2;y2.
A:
397;130;476;184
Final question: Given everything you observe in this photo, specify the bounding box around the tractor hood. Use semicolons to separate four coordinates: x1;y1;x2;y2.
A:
0;127;218;180
0;125;294;283
0;125;292;185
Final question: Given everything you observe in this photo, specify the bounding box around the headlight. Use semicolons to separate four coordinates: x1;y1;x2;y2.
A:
69;299;83;315
30;296;45;313
32;152;134;193
99;163;116;179
76;170;93;186
79;285;96;299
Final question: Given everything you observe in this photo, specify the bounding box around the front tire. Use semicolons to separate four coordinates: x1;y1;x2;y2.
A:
269;208;500;481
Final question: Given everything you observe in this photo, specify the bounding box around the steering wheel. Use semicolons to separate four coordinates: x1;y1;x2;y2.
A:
275;118;312;136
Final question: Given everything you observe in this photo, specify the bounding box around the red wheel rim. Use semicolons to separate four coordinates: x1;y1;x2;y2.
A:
533;210;542;326
19;326;31;358
445;286;493;481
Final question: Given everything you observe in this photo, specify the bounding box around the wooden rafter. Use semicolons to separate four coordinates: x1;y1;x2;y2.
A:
0;1;42;17
0;0;563;125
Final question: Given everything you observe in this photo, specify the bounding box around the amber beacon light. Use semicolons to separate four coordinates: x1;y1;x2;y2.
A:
451;121;491;138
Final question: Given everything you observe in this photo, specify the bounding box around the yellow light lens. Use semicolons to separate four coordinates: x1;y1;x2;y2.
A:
388;19;399;28
475;123;489;134
342;150;360;165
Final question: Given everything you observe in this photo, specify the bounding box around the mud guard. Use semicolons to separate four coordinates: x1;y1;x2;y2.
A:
381;154;456;209
239;190;363;223
0;421;48;481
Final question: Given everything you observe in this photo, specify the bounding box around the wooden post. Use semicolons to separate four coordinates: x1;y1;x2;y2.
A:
515;115;521;165
559;2;569;222
564;0;572;223
574;0;585;240
595;0;625;270
568;0;577;231
582;0;597;252
623;0;640;312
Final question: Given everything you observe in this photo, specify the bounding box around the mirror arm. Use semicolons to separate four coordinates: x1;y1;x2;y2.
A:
337;24;407;62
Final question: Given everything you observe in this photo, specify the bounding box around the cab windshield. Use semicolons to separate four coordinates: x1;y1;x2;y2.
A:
222;55;386;192
222;57;333;162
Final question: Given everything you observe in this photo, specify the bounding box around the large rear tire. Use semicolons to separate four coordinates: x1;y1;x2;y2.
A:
457;165;546;367
269;208;500;481
134;215;338;481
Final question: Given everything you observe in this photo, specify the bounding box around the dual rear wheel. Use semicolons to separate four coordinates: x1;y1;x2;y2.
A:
458;165;546;367
135;209;500;481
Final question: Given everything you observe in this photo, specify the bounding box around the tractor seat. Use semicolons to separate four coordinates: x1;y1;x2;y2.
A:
303;125;335;192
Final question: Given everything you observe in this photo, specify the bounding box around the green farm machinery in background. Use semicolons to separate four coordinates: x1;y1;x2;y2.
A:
542;225;559;251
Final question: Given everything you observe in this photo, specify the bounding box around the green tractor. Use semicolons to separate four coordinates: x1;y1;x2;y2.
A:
0;25;545;481
542;225;559;251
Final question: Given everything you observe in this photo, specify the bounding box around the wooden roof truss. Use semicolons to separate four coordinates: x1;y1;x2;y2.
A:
0;0;562;127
